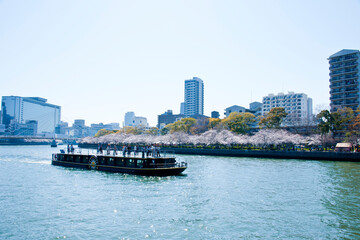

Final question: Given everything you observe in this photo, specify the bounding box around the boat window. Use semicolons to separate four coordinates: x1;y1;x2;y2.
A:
97;157;103;165
108;158;114;165
75;156;81;163
137;160;143;168
116;159;125;167
127;159;135;167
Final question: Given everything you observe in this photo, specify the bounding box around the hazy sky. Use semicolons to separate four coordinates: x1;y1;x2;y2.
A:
1;0;359;126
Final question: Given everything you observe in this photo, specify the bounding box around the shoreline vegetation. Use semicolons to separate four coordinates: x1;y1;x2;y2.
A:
77;129;360;161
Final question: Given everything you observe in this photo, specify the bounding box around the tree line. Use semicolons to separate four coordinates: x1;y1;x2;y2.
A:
95;107;360;143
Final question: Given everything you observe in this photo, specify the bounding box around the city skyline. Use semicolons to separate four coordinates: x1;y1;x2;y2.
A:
1;1;360;126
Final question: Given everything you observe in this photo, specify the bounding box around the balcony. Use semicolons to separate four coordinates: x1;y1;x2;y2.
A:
330;70;343;76
330;89;342;94
330;95;345;100
345;94;359;99
329;64;343;70
344;100;359;106
330;76;344;82
344;87;359;93
344;61;357;67
344;68;358;74
330;83;342;89
344;55;358;61
329;58;342;63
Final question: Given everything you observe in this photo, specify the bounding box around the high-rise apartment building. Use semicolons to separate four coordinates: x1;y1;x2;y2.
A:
0;96;61;135
262;92;313;126
184;77;204;117
328;49;360;112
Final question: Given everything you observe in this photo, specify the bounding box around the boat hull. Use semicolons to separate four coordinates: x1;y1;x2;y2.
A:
51;153;187;176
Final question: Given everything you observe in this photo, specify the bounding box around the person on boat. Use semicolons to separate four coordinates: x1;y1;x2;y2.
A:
134;145;137;156
127;145;131;156
113;145;117;156
67;144;70;153
97;144;100;154
151;145;155;157
70;144;74;153
141;146;145;158
122;145;126;157
99;145;103;154
146;146;150;157
156;146;161;157
106;144;110;155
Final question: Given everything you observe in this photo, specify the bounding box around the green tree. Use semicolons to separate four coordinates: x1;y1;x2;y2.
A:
160;126;170;135
168;118;197;134
145;127;159;136
316;109;347;136
259;107;288;128
222;112;256;134
337;107;359;142
190;118;210;134
95;129;116;137
119;126;144;135
208;118;222;129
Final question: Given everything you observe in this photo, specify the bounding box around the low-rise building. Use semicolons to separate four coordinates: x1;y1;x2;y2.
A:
157;110;184;129
224;105;246;117
211;111;220;118
248;102;262;117
124;112;148;128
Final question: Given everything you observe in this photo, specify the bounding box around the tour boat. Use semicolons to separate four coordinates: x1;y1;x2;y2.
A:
50;139;57;147
51;149;187;176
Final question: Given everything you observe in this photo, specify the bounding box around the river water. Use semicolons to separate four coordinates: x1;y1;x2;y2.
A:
0;145;359;239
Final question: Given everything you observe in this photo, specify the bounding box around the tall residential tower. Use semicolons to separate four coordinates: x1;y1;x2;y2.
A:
329;49;360;112
184;77;204;117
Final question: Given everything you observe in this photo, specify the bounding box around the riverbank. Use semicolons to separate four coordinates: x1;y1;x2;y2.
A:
0;142;50;146
78;143;360;162
165;148;360;162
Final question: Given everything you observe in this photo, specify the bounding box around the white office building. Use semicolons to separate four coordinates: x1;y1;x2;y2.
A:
0;96;61;135
262;92;313;126
124;112;148;127
184;77;204;117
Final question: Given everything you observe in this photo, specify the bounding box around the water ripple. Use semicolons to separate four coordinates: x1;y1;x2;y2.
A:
0;146;360;239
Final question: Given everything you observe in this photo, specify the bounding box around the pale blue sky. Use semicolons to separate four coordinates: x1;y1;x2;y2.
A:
1;0;359;126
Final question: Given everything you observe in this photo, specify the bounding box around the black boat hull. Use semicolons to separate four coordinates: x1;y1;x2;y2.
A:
51;154;187;176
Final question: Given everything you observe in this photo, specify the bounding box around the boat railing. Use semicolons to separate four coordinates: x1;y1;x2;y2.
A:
176;162;187;168
149;160;187;168
59;148;176;158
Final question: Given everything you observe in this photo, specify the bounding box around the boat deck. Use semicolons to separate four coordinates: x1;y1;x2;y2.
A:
52;149;187;176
